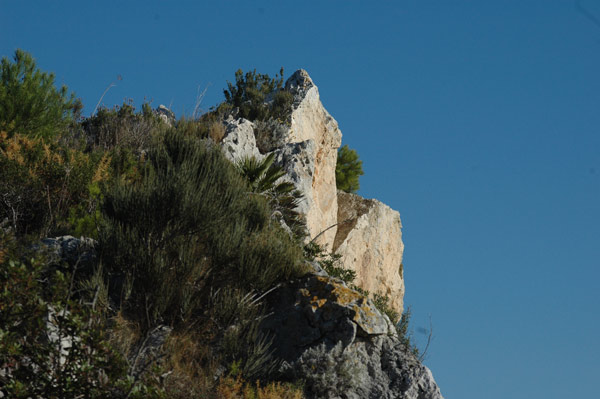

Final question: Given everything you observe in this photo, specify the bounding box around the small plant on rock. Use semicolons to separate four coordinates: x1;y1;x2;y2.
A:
336;144;364;193
223;68;292;122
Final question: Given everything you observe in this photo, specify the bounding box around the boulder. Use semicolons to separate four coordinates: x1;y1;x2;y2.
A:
334;191;406;314
221;117;262;163
262;275;442;399
155;105;175;126
39;235;98;271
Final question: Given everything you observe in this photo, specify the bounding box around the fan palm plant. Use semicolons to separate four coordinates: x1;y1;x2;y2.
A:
236;153;306;239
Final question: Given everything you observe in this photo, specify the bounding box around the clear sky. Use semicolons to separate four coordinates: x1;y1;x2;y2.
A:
2;1;599;397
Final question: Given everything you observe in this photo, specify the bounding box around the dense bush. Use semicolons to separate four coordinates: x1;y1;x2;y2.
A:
336;144;364;193
82;100;164;152
236;153;306;239
0;133;108;238
100;130;306;331
0;229;162;399
0;49;79;139
223;68;293;122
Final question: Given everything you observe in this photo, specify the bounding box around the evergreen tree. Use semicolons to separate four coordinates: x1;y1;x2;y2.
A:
0;49;77;139
336;144;364;193
223;68;292;121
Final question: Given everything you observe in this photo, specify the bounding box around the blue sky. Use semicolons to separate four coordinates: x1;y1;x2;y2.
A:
2;1;599;397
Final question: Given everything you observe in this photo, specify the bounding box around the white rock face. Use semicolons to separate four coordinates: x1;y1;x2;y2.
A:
221;117;262;163
333;191;405;314
218;70;404;312
219;70;342;250
283;70;342;250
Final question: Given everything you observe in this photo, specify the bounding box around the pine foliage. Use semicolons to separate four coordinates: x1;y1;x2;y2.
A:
0;50;77;139
223;68;293;122
335;144;364;193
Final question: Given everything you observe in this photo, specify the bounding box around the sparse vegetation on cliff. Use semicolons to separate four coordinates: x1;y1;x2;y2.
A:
336;144;364;193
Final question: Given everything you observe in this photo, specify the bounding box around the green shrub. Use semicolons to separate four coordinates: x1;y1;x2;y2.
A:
210;288;279;381
100;130;305;331
303;242;356;283
0;133;108;238
236;153;306;240
223;68;292;122
0;49;78;139
82;100;164;152
0;229;158;399
336;144;364;193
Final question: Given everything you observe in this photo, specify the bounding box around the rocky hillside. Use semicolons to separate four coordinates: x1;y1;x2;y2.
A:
0;50;442;398
219;69;441;398
222;70;406;315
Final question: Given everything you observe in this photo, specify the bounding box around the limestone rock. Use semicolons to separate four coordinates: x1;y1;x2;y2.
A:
283;70;342;249
262;275;442;399
155;105;175;126
334;191;406;314
129;325;173;379
39;235;98;270
219;70;342;250
221;117;262;163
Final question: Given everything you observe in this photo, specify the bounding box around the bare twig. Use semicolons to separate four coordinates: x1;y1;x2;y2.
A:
91;75;122;117
192;84;211;119
418;314;434;362
309;218;353;245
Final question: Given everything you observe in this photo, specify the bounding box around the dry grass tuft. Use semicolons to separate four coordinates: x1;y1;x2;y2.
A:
108;312;142;358
216;375;304;399
208;121;226;143
160;330;218;398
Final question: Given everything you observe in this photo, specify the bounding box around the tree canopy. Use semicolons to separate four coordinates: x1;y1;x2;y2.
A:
336;144;364;193
0;49;77;139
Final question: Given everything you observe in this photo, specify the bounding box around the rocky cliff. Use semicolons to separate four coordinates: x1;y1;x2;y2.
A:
262;275;442;399
334;191;406;313
221;70;341;251
219;69;442;398
221;69;405;315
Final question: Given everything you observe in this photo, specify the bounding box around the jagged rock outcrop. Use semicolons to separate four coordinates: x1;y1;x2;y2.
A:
39;235;98;270
219;70;441;397
333;191;406;314
155;105;175;126
262;275;442;399
221;117;262;162
282;70;342;249
220;69;341;250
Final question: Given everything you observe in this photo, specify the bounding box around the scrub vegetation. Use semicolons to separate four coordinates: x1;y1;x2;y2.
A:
0;50;411;398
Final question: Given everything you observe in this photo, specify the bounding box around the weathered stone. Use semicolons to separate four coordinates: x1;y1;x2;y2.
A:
39;235;98;270
272;140;316;228
155;105;175;126
334;191;406;314
219;70;342;250
283;70;342;250
262;275;395;362
221;117;262;163
263;275;442;399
